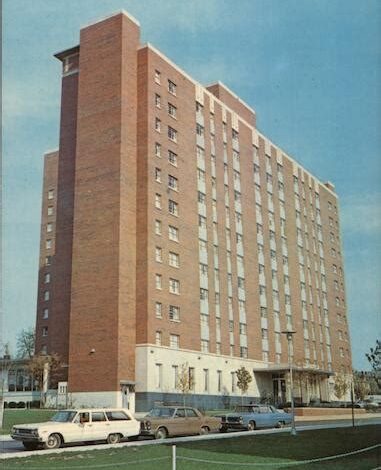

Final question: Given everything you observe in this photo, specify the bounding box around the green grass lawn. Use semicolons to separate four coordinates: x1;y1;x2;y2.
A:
2;425;380;470
1;409;56;435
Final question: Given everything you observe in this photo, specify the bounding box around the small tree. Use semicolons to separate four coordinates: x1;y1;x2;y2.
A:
16;328;35;359
236;367;252;405
176;363;195;407
366;339;381;389
353;371;371;401
27;354;60;406
333;372;350;400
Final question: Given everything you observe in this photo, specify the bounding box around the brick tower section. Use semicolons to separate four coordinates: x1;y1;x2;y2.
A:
51;59;79;371
68;14;140;392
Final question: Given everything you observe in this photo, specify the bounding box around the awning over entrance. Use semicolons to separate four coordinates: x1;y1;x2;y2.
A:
252;363;334;377
120;380;136;385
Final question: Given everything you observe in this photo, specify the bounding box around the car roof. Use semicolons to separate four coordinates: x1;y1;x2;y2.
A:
60;408;131;413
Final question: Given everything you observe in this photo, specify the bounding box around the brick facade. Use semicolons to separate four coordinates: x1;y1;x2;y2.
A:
35;10;352;409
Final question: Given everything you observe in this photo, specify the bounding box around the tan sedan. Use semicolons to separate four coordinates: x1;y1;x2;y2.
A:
139;406;221;439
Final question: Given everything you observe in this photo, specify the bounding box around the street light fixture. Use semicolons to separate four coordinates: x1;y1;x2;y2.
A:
281;330;297;436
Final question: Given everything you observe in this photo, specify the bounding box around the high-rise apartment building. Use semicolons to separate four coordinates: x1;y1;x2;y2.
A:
35;10;351;411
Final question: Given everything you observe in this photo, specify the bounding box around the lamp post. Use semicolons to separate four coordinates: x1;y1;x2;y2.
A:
282;330;297;436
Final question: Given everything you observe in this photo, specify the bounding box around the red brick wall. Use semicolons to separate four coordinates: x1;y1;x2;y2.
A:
68;13;140;392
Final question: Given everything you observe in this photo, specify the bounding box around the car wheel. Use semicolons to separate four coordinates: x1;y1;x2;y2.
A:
155;427;168;440
107;433;121;444
23;442;38;451
200;426;210;435
276;421;285;428
247;421;256;431
44;433;62;449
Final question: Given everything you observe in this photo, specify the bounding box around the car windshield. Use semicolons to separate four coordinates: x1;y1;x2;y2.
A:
234;406;257;412
50;411;77;422
146;407;175;418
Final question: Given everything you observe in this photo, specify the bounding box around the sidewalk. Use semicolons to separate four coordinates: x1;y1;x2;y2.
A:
296;412;381;422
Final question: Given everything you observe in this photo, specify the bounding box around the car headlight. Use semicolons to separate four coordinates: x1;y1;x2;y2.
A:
11;427;17;434
239;416;243;423
31;429;39;437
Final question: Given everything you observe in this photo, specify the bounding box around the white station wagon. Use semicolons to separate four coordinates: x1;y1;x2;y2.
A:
11;408;140;450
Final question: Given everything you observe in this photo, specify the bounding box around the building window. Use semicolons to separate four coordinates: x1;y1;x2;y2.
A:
155;274;162;290
169;278;180;294
47;206;54;216
169;305;180;321
168;150;178;166
155;247;162;263
155;363;162;389
203;369;209;392
155;331;162;346
169;225;179;242
155;302;162;318
170;334;180;349
168;200;178;216
155;193;162;209
155;142;161;157
169;251;180;268
44;291;50;301
217;370;222;392
240;347;248;358
168;103;177;118
239;323;247;335
231;371;236;392
201;340;209;353
48;189;54;200
196;123;204;136
154;168;162;183
46;223;53;233
168;79;177;95
155;219;162;235
155;70;161;84
168;126;177;142
261;329;268;339
172;365;178;388
43;308;49;319
216;343;221;355
155;93;161;108
45;256;52;266
46;240;52;250
200;288;208;301
42;326;48;337
44;273;51;284
155;118;161;132
168;175;178;191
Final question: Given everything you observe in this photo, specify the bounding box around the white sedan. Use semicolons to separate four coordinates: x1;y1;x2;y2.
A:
11;408;140;450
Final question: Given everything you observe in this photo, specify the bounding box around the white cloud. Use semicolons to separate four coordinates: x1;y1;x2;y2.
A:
341;193;381;235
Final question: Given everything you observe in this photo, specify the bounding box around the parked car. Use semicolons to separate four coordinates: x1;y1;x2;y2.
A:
139;405;221;439
219;404;292;432
11;408;140;450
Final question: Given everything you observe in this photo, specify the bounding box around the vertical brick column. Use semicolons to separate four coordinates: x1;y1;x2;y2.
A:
68;13;140;392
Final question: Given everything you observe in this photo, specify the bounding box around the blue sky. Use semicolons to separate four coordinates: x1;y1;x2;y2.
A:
2;0;381;369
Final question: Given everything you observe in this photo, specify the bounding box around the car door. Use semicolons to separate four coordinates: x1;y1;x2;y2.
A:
168;407;187;436
185;408;203;435
90;411;109;440
259;406;274;428
66;412;92;442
